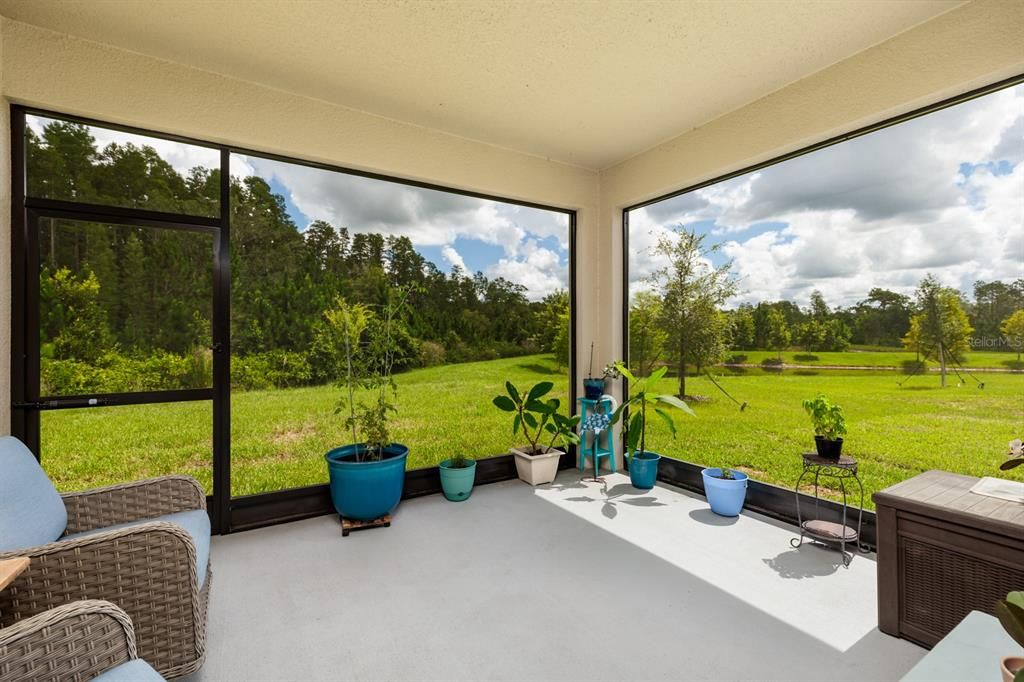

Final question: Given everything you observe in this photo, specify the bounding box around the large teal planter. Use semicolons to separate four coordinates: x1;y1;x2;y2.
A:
325;443;408;520
628;450;661;490
701;468;749;517
438;459;477;502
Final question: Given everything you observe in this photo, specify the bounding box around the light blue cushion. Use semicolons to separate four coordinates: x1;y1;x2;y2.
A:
64;509;211;589
92;658;165;681
0;436;68;552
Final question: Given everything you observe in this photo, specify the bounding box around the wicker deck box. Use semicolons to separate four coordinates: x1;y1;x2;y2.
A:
873;470;1024;648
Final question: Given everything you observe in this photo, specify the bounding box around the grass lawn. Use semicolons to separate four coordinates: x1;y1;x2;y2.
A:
641;371;1024;509
41;354;569;496
40;352;1023;508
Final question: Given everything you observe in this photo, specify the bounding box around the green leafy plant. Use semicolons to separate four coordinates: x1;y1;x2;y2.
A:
996;591;1024;682
1002;439;1024;471
333;287;415;461
493;381;580;455
609;362;695;460
447;453;471;469
716;469;735;480
801;394;847;441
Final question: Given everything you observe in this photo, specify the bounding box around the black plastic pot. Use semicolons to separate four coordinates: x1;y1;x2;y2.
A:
814;436;844;460
583;378;605;400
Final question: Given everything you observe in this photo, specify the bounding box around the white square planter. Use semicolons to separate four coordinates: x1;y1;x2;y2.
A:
510;446;565;486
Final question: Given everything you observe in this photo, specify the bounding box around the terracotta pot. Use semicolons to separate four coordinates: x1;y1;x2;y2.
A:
1002;656;1024;682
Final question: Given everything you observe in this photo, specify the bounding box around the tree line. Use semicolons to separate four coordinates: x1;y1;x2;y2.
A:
630;227;1024;397
28;119;569;394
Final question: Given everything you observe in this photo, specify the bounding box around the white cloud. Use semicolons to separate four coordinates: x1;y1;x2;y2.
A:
629;84;1024;309
441;245;467;273
487;240;568;301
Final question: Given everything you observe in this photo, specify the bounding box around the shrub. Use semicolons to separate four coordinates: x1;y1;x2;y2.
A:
901;359;927;374
418;340;447;367
232;351;312;391
41;350;210;395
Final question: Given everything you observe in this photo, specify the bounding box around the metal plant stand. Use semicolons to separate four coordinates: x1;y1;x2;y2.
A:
790;453;867;566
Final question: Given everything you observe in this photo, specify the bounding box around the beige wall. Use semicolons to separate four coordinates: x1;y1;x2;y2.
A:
599;0;1024;373
0;18;601;431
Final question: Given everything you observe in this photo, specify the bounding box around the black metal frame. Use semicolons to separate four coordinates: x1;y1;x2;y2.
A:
10;105;578;534
619;73;1024;540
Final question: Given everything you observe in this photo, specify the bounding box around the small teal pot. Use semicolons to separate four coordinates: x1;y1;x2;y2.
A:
325;443;408;520
628;450;661;490
438;458;477;502
701;468;749;517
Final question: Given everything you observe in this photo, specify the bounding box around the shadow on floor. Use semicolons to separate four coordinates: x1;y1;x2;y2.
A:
688;508;739;526
762;545;846;579
559;478;667;519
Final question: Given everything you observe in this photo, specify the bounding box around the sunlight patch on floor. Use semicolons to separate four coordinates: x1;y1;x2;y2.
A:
533;470;879;652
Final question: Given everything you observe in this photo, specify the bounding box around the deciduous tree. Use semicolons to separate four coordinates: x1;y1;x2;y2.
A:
648;227;737;398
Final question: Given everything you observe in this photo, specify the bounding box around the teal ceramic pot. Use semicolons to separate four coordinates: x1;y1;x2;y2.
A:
438;458;477;502
325;443;408;520
628;450;661;490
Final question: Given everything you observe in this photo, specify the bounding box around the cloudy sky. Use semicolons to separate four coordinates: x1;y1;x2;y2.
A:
232;155;570;301
628;83;1024;309
28;115;571;302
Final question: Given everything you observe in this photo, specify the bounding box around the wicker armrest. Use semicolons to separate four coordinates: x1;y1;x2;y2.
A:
0;522;205;677
0;599;137;682
0;521;199;579
61;474;206;534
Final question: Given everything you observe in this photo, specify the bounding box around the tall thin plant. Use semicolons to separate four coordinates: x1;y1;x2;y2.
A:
333;286;414;461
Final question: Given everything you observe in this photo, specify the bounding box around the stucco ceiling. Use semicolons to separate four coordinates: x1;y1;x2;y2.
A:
0;0;963;170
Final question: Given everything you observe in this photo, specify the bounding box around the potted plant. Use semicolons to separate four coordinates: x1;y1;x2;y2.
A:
493;381;580;485
995;591;1024;682
701;467;749;517
583;342;604;400
439;454;477;502
609;362;694;490
802;394;847;460
324;289;412;521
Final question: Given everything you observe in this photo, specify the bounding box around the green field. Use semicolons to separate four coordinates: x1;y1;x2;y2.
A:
40;352;1023;507
41;355;569;497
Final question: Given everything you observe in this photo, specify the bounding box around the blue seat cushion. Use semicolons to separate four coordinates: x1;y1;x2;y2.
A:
92;658;166;681
0;436;68;552
64;509;210;589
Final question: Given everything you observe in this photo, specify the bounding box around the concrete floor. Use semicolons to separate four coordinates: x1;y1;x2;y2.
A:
185;471;924;682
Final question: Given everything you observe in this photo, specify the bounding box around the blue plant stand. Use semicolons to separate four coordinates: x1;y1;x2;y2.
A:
578;397;616;481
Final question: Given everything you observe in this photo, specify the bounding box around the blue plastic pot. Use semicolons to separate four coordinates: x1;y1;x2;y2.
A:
325;443;408;520
628;450;661;490
583;378;605;400
701;468;749;517
438;458;477;502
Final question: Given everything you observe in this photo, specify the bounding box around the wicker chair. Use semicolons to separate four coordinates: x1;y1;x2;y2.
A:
0;437;211;679
0;599;164;681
